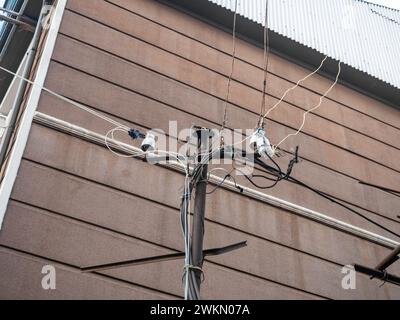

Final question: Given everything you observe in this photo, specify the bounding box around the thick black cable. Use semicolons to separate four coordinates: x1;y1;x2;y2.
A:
287;175;400;239
252;157;400;239
243;173;280;189
206;173;243;194
358;180;400;197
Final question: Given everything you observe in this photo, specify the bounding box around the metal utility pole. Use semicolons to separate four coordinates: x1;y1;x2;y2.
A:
190;127;212;299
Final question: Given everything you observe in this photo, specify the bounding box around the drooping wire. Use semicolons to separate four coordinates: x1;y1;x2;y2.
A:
194;144;400;240
0;65;192;172
287;175;400;239
358;180;400;197
182;125;194;300
272;60;342;152
242;172;280;189
206;167;243;194
220;0;238;138
262;55;328;120
181;173;191;299
104;127;142;158
0;65;130;131
180;128;212;300
251;154;400;239
181;160;208;300
258;0;270;129
2;61;201;298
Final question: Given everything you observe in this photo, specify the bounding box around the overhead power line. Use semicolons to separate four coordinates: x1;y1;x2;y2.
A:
250;155;400;239
263;55;328;120
0;65;130;131
359;180;400;196
258;0;270;129
220;0;238;136
272;60;342;152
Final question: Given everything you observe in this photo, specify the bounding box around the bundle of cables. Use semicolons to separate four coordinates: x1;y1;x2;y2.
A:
248;149;400;239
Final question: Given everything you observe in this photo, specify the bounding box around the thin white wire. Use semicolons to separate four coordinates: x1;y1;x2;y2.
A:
207;167;232;179
104;127;191;299
263;55;328;120
0;65;130;131
220;0;238;133
201;56;330;156
0;64;201;170
104;128;189;173
183;174;190;300
105;124;192;298
197;131;252;161
2;62;197;296
182;126;193;300
105;129;191;298
273;60;342;151
258;0;270;128
104;127;143;158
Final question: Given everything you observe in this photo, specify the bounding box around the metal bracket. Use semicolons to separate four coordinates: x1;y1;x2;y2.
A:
353;245;400;287
81;241;247;273
353;264;400;286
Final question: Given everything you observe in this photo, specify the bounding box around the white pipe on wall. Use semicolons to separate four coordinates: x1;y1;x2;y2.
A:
32;111;400;249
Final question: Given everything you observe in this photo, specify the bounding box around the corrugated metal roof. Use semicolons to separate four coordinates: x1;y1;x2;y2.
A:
208;0;400;89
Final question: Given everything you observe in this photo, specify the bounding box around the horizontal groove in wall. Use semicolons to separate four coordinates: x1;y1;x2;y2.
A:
20;150;399;258
102;0;400;132
54;30;400;178
44;59;400;224
65;6;400;153
11;160;366;269
0;244;181;299
60;7;400;166
2;201;327;299
30;113;400;249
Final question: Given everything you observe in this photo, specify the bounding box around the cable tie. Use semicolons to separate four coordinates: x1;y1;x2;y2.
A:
183;264;203;272
183;264;205;283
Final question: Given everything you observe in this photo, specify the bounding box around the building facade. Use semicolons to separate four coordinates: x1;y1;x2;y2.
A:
0;0;399;299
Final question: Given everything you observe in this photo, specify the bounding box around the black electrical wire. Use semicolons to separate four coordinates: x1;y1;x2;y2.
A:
239;152;400;239
252;156;400;239
263;149;282;174
288;175;400;239
249;173;277;182
242;173;280;189
358;180;400;197
206;172;243;194
180;159;210;300
231;150;289;190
